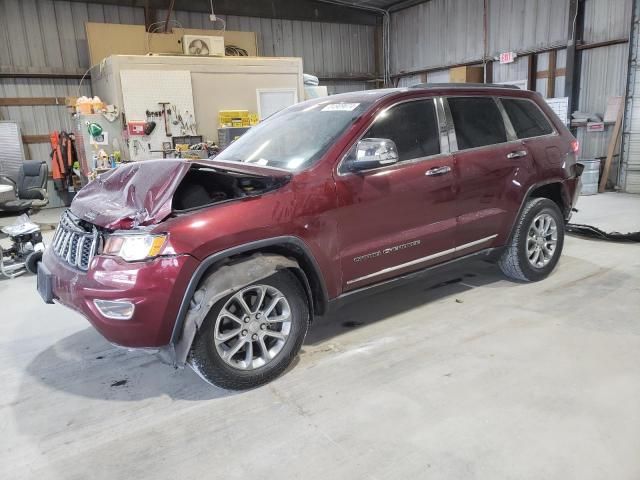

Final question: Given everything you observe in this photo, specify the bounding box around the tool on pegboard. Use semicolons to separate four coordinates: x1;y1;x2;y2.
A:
158;102;172;137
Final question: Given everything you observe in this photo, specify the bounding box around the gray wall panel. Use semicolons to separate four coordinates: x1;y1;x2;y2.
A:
0;1;376;76
390;0;484;75
390;0;569;76
488;0;569;56
0;0;376;154
492;56;529;83
577;43;628;179
582;0;632;43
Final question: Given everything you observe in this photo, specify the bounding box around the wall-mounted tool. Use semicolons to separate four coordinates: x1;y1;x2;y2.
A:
158;102;172;137
143;111;157;135
171;104;180;125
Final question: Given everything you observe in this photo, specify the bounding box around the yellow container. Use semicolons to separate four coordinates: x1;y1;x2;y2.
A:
219;110;250;127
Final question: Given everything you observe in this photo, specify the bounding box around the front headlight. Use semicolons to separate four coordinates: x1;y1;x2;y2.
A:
103;233;167;262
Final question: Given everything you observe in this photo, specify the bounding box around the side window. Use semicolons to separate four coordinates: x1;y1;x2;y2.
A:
501;98;554;139
365;99;440;161
447;97;507;150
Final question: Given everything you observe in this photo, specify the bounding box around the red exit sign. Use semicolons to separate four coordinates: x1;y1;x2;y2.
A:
499;51;516;64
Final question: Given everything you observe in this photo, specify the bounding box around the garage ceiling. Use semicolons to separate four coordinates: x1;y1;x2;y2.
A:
325;0;429;11
59;0;430;25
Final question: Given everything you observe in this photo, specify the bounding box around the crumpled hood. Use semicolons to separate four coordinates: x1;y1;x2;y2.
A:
71;159;193;230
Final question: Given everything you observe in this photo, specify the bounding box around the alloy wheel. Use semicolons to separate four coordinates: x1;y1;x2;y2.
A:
213;284;292;370
526;213;558;268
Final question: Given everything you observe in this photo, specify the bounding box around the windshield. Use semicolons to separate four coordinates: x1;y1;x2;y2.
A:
215;98;372;171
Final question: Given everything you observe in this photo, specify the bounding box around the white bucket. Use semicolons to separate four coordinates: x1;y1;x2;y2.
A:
579;159;600;195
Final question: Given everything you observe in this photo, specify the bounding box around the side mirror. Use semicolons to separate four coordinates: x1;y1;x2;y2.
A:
349;138;399;171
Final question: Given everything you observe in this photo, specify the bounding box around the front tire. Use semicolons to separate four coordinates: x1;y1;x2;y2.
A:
189;269;309;390
498;197;565;282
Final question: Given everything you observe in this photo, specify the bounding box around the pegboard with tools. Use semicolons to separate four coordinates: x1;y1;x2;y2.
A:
120;70;197;161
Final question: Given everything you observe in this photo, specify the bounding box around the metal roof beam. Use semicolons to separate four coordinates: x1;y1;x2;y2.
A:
59;0;381;25
387;0;431;13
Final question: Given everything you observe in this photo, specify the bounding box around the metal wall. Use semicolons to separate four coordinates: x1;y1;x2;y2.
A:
390;0;568;76
582;0;633;43
0;0;376;157
576;44;629;160
622;0;640;193
390;0;634;192
577;0;632;185
492;56;529;83
390;0;484;75
487;0;569;56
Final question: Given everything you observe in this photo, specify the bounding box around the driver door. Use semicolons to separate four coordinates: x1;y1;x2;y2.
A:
333;97;457;291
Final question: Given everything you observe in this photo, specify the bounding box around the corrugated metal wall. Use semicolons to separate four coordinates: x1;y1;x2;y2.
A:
390;0;568;76
582;0;633;43
390;0;484;75
487;0;569;56
576;44;629;161
577;0;632;184
0;0;377;78
0;0;375;206
621;0;640;193
492;56;529;83
389;0;634;192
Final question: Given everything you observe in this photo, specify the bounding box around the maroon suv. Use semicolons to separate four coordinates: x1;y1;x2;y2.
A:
38;85;582;389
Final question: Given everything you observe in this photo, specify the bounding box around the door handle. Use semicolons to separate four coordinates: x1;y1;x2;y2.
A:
425;166;451;176
507;150;528;159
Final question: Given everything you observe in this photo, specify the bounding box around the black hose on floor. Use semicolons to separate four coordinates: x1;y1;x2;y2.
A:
566;223;640;242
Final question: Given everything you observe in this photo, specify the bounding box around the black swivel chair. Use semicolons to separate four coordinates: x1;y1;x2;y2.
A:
0;160;49;213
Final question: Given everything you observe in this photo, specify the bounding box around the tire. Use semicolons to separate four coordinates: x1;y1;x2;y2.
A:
25;250;42;275
189;269;309;390
498;197;565;282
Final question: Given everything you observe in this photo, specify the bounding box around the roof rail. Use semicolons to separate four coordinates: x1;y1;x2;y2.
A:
409;82;521;90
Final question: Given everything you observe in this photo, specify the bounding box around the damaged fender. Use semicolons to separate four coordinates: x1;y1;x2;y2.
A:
161;253;302;366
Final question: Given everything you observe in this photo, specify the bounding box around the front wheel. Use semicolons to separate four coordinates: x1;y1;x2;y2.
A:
189;269;309;390
498;197;565;282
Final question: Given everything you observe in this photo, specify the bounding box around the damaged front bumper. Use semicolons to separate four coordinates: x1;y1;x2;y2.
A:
41;247;198;348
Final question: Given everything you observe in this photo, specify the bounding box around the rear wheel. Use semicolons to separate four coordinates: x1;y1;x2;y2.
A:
498;197;565;282
189;269;309;390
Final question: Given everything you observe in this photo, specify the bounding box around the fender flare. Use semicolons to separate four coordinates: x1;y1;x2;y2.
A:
506;179;571;243
164;236;329;366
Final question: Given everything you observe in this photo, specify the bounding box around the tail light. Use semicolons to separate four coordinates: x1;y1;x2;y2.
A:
571;139;579;153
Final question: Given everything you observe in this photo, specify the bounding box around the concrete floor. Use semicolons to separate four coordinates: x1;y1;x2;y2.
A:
1;193;639;480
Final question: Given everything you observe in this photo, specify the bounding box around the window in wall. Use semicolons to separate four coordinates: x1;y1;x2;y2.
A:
447;97;507;150
365;99;440;161
501;98;554;139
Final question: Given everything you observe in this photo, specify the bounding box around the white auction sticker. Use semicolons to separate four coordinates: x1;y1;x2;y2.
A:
321;103;360;112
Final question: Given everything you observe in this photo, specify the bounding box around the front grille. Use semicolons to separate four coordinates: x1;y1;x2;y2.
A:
51;210;99;271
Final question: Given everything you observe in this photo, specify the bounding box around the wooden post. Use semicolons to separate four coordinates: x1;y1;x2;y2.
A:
598;101;625;193
547;50;557;98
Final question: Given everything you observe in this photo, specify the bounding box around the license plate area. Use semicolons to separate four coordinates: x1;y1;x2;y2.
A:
37;263;54;304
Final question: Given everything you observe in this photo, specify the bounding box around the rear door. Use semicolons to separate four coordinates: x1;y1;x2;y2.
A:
499;96;560;170
334;97;457;291
445;96;535;254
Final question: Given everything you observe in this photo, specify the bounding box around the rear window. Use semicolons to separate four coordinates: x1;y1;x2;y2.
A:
501;98;554;139
447;97;507;150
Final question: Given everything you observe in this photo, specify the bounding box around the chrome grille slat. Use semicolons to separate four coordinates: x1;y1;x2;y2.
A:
75;236;85;266
51;210;99;271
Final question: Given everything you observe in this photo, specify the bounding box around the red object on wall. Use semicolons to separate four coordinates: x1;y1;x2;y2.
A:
127;121;146;135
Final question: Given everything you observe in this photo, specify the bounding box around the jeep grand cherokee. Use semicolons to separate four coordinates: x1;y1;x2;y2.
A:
38;85;582;389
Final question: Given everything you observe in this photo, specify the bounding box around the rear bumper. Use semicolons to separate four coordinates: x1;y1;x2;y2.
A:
565;175;582;221
42;247;198;348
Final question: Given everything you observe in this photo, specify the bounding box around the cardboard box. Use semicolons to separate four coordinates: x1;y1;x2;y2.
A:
449;66;484;83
